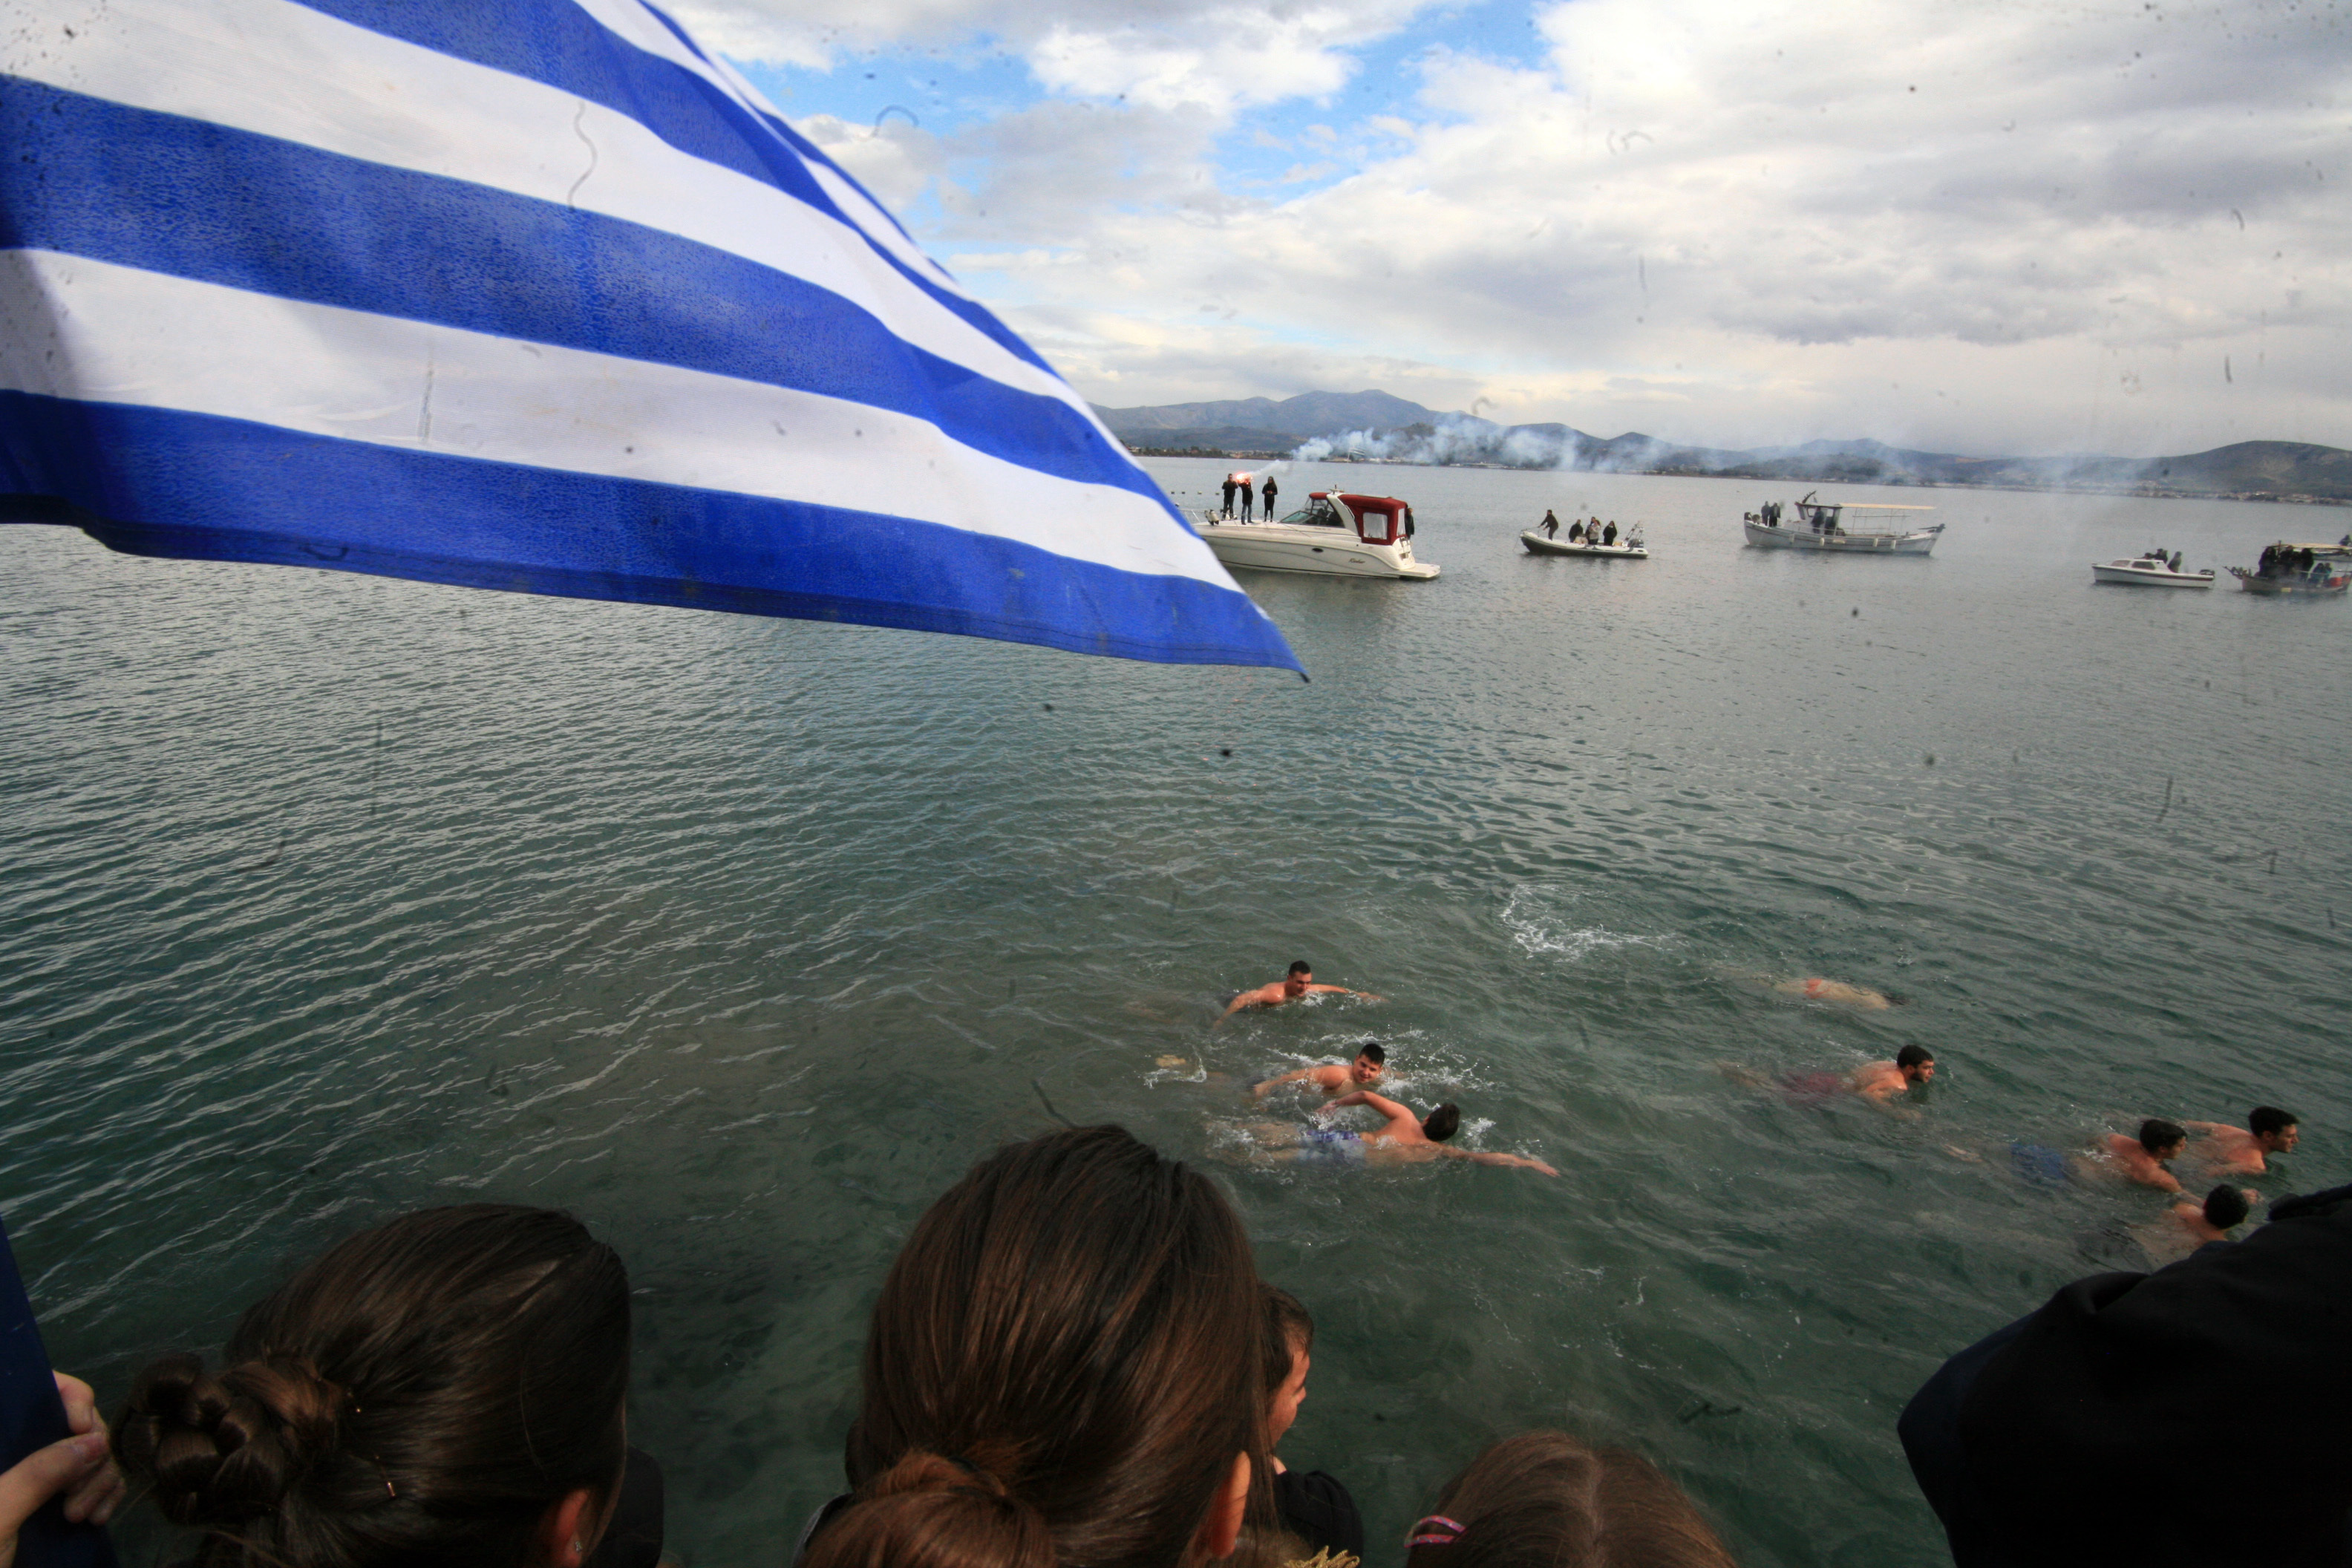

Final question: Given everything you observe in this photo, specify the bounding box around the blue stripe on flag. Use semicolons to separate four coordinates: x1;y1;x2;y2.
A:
288;0;1045;373
0;391;1301;670
0;78;1157;508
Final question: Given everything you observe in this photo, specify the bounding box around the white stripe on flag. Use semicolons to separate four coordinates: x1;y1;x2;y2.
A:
570;0;956;289
7;0;1079;424
1;250;1225;586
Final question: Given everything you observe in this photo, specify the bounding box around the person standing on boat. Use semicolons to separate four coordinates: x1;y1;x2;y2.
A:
1602;520;1618;546
1567;518;1585;542
1221;475;1237;518
1261;474;1278;518
1539;509;1560;539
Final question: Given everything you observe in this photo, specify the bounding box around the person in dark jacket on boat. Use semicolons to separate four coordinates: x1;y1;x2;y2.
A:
1262;475;1278;517
1568;518;1585;541
1602;520;1618;545
1539;509;1560;539
1221;477;1237;518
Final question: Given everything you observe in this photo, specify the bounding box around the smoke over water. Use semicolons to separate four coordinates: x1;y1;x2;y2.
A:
1290;415;1668;471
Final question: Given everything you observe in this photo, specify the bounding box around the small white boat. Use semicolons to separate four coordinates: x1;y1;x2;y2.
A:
2227;541;2352;597
2092;552;2214;588
1198;491;1438;580
1744;492;1941;555
1520;530;1647;559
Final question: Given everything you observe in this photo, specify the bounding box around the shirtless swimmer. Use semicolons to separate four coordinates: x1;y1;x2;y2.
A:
1852;1045;1937;1103
1255;1091;1558;1176
2100;1119;2189;1193
1772;976;1908;1010
1221;961;1384;1021
1252;1042;1385;1100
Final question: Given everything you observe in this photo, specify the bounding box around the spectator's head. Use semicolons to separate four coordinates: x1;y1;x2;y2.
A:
821;1126;1264;1568
2141;1120;2188;1158
2249;1108;2300;1153
2203;1186;2253;1231
1895;1045;1936;1084
1351;1043;1387;1084
1285;961;1313;998
1262;1287;1314;1450
114;1206;630;1568
1422;1105;1462;1143
1404;1431;1734;1568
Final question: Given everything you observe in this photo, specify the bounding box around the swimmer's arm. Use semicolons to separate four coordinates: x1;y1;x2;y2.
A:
1251;1068;1317;1099
1451;1149;1560;1177
1304;984;1384;1000
1218;989;1270;1021
1327;1090;1409;1120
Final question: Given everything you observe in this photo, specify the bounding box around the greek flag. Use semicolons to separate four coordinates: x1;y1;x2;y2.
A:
0;0;1299;672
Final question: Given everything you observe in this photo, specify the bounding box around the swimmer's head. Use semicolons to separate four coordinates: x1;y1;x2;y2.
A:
1895;1045;1936;1084
1422;1104;1461;1142
2250;1106;2299;1152
2203;1185;2253;1230
1351;1042;1386;1083
1285;961;1313;996
2140;1119;2188;1158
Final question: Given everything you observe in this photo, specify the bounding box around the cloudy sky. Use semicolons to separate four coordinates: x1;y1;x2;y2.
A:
679;0;2345;457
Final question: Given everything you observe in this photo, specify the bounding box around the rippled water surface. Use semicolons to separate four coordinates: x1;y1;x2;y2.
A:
6;463;2349;1567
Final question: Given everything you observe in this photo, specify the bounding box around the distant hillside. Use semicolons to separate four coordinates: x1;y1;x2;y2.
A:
1091;393;2352;505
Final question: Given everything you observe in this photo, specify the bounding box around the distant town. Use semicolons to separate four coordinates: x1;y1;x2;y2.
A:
1098;390;2352;507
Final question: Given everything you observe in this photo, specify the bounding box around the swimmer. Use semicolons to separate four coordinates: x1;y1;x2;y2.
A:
1853;1045;1937;1103
1771;976;1908;1010
2137;1185;2255;1265
1220;961;1384;1021
1718;1044;1935;1108
1251;1091;1558;1175
2100;1119;2189;1193
2181;1108;2299;1175
1252;1042;1385;1100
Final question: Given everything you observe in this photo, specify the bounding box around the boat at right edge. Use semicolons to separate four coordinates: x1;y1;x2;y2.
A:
2227;540;2352;597
1744;491;1943;555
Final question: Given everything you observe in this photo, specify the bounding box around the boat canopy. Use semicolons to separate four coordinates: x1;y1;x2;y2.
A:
1333;492;1416;546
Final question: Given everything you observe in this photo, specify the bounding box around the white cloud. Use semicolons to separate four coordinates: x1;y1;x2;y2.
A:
673;0;1428;113
754;0;2351;454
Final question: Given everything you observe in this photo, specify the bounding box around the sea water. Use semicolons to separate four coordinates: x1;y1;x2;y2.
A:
3;463;2347;1566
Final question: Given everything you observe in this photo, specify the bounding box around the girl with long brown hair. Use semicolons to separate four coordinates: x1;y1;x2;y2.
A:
803;1125;1270;1568
111;1204;640;1568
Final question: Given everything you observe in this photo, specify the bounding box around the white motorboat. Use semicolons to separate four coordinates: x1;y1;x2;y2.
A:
1520;529;1646;559
1744;492;1941;555
1197;491;1439;580
2092;552;2214;588
2227;541;2352;597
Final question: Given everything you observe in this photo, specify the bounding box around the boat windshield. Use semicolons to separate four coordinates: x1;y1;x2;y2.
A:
1283;500;1345;527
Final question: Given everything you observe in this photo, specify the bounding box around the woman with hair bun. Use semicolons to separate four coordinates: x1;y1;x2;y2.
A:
113;1204;650;1568
801;1125;1268;1568
1405;1431;1735;1568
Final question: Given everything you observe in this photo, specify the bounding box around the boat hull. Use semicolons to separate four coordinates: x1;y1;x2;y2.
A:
2091;561;2214;588
1198;517;1439;579
2229;566;2348;597
1745;521;1939;555
1521;532;1646;559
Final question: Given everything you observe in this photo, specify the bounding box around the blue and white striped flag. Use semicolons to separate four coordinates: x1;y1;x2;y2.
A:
0;0;1299;671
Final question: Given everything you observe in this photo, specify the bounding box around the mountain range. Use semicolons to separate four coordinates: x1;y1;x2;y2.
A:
1089;391;2352;505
